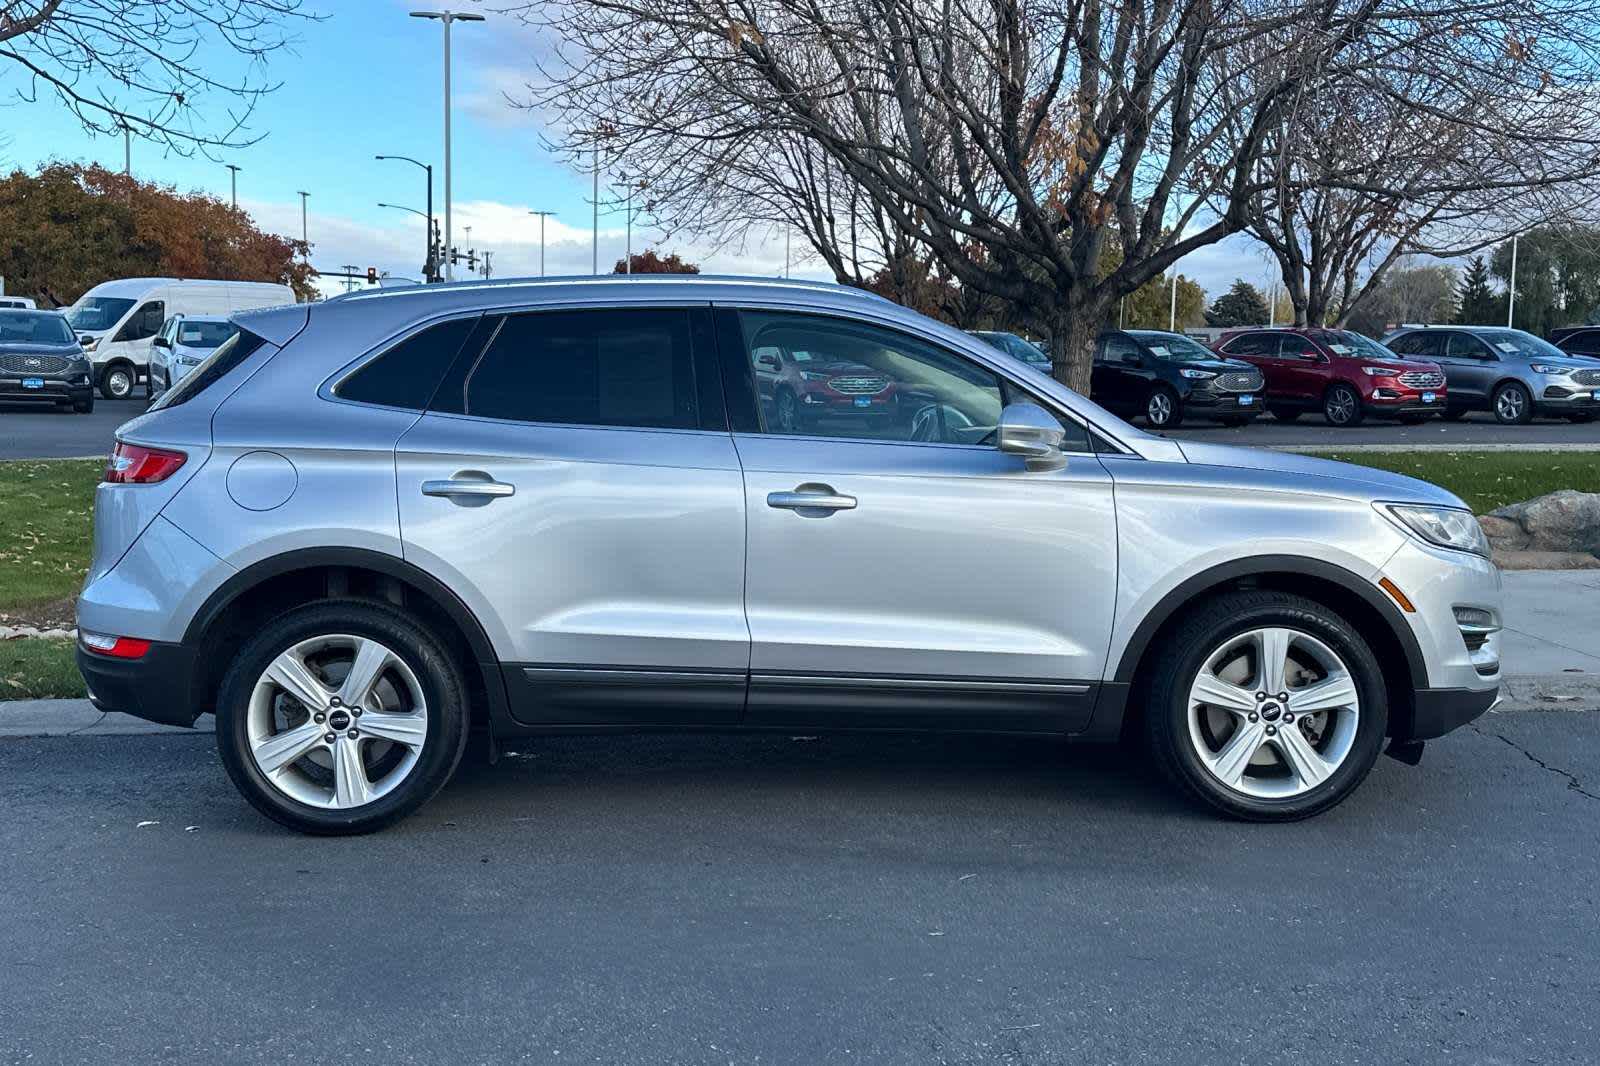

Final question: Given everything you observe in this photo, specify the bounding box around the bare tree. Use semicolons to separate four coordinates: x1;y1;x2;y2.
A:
1236;11;1600;327
506;0;1600;390
0;0;312;155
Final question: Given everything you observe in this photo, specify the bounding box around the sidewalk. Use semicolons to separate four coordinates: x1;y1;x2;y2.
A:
4;571;1597;738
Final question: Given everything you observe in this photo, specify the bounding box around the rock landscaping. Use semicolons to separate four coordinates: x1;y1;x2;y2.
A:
1481;490;1600;570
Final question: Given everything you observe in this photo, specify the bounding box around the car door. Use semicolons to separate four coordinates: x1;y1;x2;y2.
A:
718;306;1117;733
1275;333;1328;399
1093;332;1146;412
1436;331;1497;408
394;304;750;727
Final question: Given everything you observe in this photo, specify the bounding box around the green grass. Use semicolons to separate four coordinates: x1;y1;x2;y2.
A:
0;459;101;617
1308;450;1600;514
0;638;86;699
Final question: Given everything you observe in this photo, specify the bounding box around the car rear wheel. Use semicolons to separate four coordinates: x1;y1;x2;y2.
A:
1145;387;1182;428
1322;384;1364;426
1492;381;1533;425
1218;416;1252;428
215;600;471;835
72;395;94;414
1567;412;1594;424
1269;407;1301;422
1440;407;1469;421
1144;590;1387;821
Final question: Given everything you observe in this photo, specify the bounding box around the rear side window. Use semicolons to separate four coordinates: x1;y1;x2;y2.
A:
337;316;481;410
148;330;266;411
453;308;699;430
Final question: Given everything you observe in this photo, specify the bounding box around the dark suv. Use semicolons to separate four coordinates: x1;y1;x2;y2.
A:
0;308;95;413
1383;326;1600;424
1549;326;1600;359
1093;330;1264;428
1214;328;1445;427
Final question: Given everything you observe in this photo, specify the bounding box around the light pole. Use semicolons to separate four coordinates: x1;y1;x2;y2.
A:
122;124;131;176
378;202;433;282
297;191;310;259
377;155;436;281
593;142;600;275
529;211;555;276
225;164;241;209
410;10;484;281
1507;232;1520;328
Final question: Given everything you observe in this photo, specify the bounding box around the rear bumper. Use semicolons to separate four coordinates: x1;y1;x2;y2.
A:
1402;686;1500;740
76;640;205;727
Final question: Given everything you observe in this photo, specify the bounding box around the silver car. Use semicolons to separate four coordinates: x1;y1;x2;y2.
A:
1382;325;1600;424
77;277;1502;833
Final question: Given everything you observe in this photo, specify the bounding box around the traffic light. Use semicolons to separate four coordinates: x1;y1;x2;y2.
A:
366;267;379;285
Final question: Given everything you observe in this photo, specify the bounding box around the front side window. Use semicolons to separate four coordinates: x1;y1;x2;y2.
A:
66;296;135;332
115;301;165;342
460;308;699;430
1278;334;1319;359
1445;332;1491;359
1222;332;1275;357
1098;335;1142;364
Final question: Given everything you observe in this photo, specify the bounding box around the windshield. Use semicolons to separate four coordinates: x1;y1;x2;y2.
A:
1323;331;1400;360
176;320;237;349
0;310;76;345
65;297;135;332
1474;329;1567;359
1130;332;1217;361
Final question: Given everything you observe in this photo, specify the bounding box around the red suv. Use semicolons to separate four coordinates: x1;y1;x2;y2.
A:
1214;328;1447;426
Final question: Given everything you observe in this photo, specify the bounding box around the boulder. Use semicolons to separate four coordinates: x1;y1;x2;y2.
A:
1490;490;1600;556
1477;514;1530;551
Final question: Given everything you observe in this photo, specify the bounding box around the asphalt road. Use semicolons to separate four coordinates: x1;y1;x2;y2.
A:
3;714;1597;1064
5;397;1600;460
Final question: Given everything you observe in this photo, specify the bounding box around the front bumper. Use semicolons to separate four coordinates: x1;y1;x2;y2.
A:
1366;387;1445;416
1535;382;1600;414
76;640;205;727
0;376;92;403
1407;687;1500;740
1186;390;1264;415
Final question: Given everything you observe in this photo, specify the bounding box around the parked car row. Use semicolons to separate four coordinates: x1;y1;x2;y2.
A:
971;324;1600;428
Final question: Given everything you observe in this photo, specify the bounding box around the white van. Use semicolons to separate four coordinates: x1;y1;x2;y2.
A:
65;278;294;399
0;296;37;310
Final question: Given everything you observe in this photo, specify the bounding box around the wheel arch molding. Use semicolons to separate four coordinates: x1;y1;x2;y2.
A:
1110;555;1428;693
183;546;509;726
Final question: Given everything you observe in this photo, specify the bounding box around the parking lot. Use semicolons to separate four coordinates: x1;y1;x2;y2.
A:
3;712;1598;1064
5;397;1600;461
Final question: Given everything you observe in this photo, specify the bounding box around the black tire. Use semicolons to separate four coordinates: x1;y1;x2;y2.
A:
1143;589;1388;821
1567;412;1594;424
1144;386;1183;429
1322;383;1365;426
1269;407;1300;423
1440;407;1469;421
72;395;94;414
1491;381;1533;425
1218;416;1253;428
99;362;135;400
215;599;471;835
1396;414;1430;425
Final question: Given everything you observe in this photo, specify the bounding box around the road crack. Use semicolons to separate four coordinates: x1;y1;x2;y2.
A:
1473;725;1600;802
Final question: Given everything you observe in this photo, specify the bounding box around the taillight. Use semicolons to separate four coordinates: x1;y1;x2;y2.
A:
104;441;186;484
80;631;152;659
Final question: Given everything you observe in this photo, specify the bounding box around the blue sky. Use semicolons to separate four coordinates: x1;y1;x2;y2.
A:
0;0;1266;296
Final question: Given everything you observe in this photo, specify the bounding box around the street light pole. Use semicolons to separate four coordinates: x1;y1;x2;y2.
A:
225;164;241;209
529;211;555;276
122;125;131;176
377;155;436;281
1507;232;1520;328
297;191;310;259
411;10;484;282
592;143;599;275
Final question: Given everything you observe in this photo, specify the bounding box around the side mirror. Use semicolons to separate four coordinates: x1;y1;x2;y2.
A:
997;402;1067;471
151;336;171;349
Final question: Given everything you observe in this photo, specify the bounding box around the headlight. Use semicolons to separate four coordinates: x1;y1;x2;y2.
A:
1530;363;1573;376
1361;366;1399;377
1179;368;1215;380
1381;503;1490;557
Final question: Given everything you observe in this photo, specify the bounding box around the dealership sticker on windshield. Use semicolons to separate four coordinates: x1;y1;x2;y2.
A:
1497;342;1518;352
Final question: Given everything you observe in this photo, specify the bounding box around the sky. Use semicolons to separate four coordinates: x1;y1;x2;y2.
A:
0;0;1271;300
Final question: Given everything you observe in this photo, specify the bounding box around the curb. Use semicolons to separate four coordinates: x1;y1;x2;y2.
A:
4;677;1598;739
1270;443;1600;454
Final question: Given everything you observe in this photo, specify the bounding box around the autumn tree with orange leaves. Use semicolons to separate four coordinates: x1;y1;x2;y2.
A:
0;163;314;305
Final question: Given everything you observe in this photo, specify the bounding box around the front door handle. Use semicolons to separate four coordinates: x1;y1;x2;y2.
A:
767;484;856;515
422;472;515;506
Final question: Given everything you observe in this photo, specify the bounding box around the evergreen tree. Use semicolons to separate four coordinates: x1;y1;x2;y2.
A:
1204;279;1270;327
1455;256;1499;324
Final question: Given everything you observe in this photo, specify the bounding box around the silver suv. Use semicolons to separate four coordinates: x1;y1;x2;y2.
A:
77;277;1502;833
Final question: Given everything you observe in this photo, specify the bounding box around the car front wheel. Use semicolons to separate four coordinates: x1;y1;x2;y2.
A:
215;600;471;835
1493;381;1533;425
1144;589;1388;821
1322;384;1365;426
100;363;135;400
1145;387;1182;428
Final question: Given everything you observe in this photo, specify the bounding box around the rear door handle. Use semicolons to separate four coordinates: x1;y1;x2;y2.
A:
422;472;515;504
767;484;856;515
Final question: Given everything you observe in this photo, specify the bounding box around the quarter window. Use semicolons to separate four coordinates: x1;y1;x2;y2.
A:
338;316;482;411
460;308;699;430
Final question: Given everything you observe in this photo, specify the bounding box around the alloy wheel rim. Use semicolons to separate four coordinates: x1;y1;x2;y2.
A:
777;393;798;431
1186;627;1360;799
108;371;130;397
1148;393;1172;424
1327;389;1355;424
246;634;428;810
1497;388;1525;420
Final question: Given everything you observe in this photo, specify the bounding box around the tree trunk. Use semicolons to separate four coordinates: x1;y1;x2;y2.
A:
1048;303;1101;397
